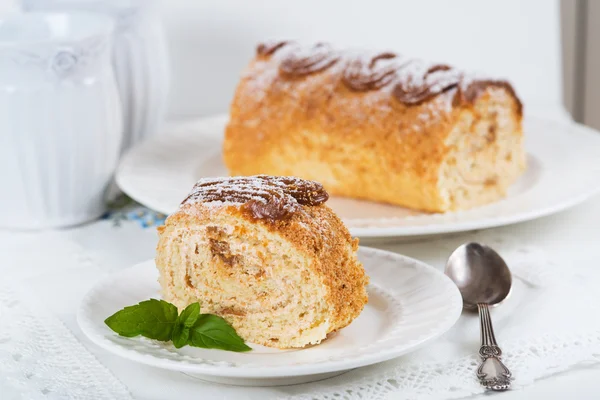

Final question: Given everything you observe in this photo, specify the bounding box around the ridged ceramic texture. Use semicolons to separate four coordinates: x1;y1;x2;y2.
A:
77;246;462;380
22;0;171;152
0;17;122;229
111;10;169;152
116;115;600;238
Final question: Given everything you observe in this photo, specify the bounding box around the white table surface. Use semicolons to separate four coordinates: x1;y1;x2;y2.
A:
3;195;600;399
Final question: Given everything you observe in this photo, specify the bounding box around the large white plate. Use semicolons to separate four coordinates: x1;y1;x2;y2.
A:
77;247;462;386
116;114;600;238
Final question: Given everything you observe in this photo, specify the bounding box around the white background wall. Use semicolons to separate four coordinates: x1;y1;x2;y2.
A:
158;0;566;121
0;0;567;121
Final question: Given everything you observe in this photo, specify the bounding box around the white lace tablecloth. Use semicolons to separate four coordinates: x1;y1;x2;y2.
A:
2;197;600;400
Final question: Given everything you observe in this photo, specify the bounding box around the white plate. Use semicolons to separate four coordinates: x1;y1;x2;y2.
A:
116;114;600;238
77;247;462;386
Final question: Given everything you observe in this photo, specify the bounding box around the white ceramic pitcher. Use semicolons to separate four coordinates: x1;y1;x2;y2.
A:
23;0;171;153
0;12;123;229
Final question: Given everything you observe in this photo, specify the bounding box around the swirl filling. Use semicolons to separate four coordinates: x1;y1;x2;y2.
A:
182;175;329;222
257;41;290;57
454;79;523;115
343;52;398;91
393;63;462;105
279;43;340;77
262;42;520;113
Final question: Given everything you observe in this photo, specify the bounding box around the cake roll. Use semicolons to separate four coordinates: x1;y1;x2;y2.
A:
224;41;525;212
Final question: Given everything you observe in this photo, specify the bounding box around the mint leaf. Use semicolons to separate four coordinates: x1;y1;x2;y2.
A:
104;299;178;341
172;323;189;348
189;314;251;352
171;303;200;348
179;302;201;328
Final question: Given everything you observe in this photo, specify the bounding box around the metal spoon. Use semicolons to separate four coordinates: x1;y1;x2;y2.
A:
445;242;513;391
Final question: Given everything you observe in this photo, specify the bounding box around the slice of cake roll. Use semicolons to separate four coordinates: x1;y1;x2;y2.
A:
156;175;368;349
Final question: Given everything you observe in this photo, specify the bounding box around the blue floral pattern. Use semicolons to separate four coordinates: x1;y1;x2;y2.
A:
103;195;166;228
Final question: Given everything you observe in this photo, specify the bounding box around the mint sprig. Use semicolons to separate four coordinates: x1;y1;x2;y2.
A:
104;299;251;352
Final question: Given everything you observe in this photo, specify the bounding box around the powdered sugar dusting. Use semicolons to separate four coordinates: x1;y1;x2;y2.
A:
393;59;428;87
459;71;495;90
242;60;281;103
180;176;329;221
246;41;518;114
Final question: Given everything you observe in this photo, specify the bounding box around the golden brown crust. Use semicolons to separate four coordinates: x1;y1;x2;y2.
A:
223;42;524;212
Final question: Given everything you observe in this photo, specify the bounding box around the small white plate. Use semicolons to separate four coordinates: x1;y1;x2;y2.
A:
77;247;462;386
116;114;600;238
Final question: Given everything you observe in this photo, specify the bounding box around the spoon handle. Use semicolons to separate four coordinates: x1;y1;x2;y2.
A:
476;303;512;391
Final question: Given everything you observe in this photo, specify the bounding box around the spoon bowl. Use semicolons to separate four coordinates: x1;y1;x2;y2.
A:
444;242;512;310
444;242;513;391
